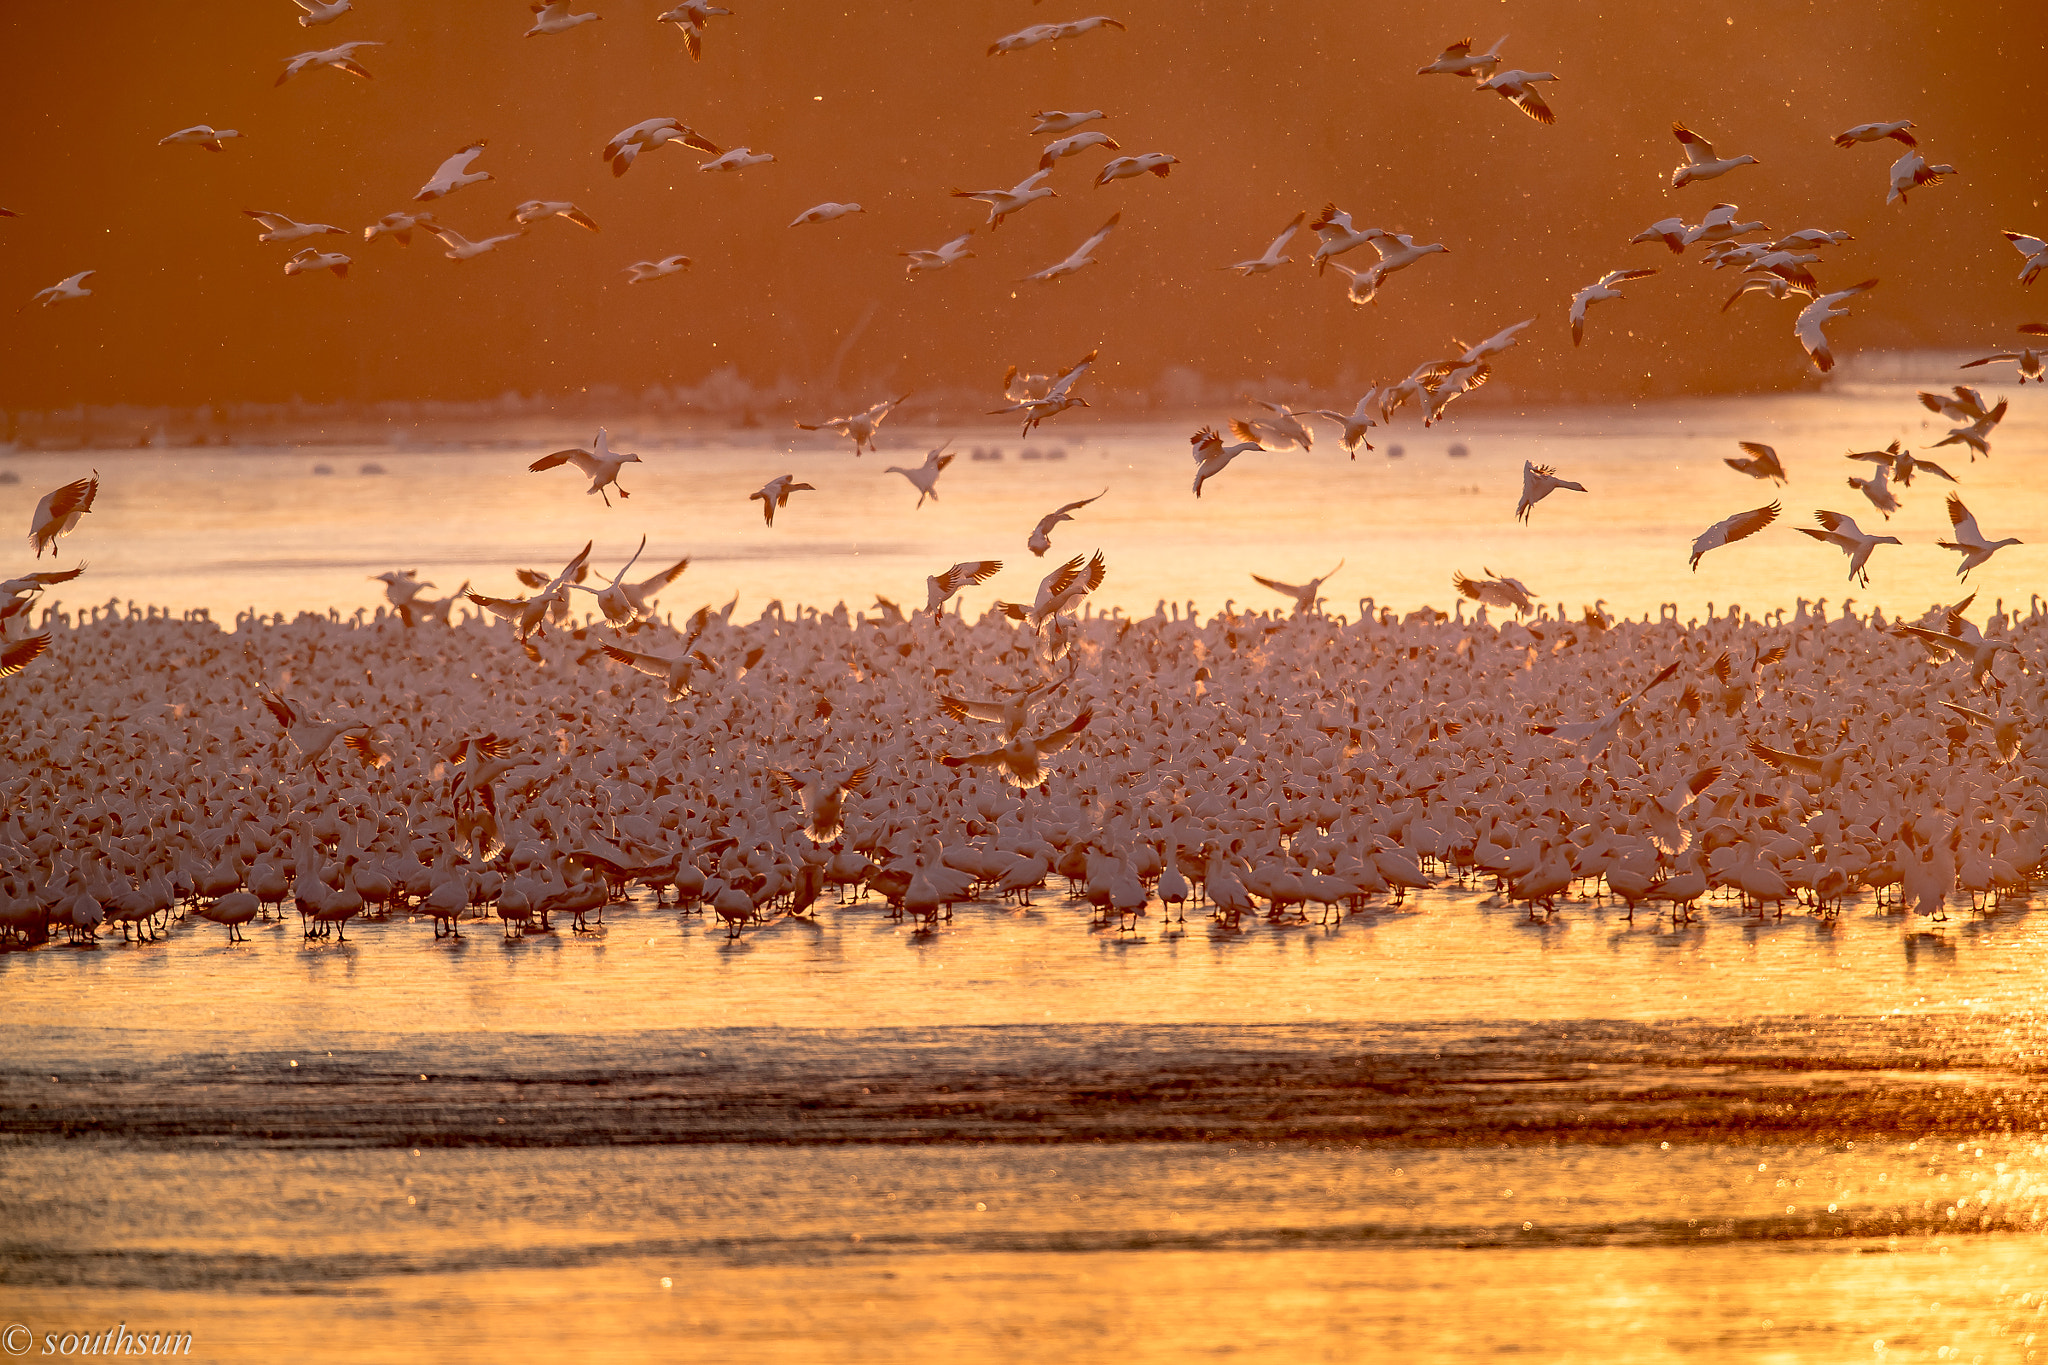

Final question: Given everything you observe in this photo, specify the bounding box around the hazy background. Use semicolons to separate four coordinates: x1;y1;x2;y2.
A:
1;0;2039;412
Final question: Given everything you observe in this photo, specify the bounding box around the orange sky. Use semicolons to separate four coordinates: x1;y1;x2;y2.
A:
0;0;2039;408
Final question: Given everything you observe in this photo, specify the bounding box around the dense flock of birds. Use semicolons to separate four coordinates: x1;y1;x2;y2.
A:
4;5;2047;951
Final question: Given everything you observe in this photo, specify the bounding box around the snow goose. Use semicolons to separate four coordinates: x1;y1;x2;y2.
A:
789;201;864;227
655;2;730;59
158;124;241;152
1051;17;1125;41
1190;425;1260;497
1938;702;2025;766
29;271;94;307
1033;110;1105;134
525;1;601;36
1720;273;1807;311
925;560;1002;619
1959;326;2047;384
1723;441;1786;483
1630;216;1691;253
885;443;955;508
529;428;641;505
796;394;908;454
1252;560;1343;617
1794;278;1877;373
768;766;875;842
604;118;721;176
750;474;814;526
1331;232;1448;304
699;147;773;172
1751;249;1821;294
424;222;522;260
0;634;50;677
940;710;1091;787
1307;204;1384;274
624;254;692;282
1452;569;1535;614
1682;202;1768;246
284;246;350;278
1514;461;1585;523
1299;389;1380;454
901;229;975;277
1533;661;1681;753
1026;489;1106;556
1476;69;1559;124
600;644;715;701
1689;501;1779;570
937;664;1074;735
293;0;352;25
362;210;436;244
988;22;1059;55
1093;153;1177;186
243;209;345;244
1229;400;1313;452
1222;210;1305;275
1936;494;2022;580
29;472;97;557
1887;149;1956;205
1022;212;1119;282
1847;439;1954;486
997;550;1104;628
1917;385;1991;422
276;41;381;84
1745;738;1861;788
1669;124;1759;188
512;200;600;231
2003;231;2047;285
1846;460;1900;518
1771;228;1854;250
1417;35;1507;78
1569;267;1657;345
257;689;374;774
991;349;1096;434
1834;120;1915;148
1039;130;1120;169
564;536;657;628
952;169;1056;227
1797;510;1899;586
1933;399;2011;457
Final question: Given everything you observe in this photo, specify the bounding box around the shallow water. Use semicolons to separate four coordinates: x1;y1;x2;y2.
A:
3;385;2042;626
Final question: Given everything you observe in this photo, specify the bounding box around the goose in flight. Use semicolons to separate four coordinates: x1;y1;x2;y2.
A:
529;427;641;504
362;210;437;244
1887;149;1956;205
1938;702;2025;766
1690;501;1778;570
1846;460;1900;518
1229;400;1313;452
656;1;730;59
277;41;381;84
1917;385;1992;423
1569;267;1657;345
30;471;98;557
751;474;815;526
1452;569;1535;614
2004;231;2047;285
604;118;721;176
159;124;241;152
1039;130;1120;169
789;201;864;227
1476;69;1559;124
1051;16;1125;41
987;22;1059;55
244;209;346;244
885;443;955;508
293;0;352;25
1745;738;1862;787
1329;232;1449;304
797;394;908;455
998;551;1105;628
600;643;715;701
1721;273;1808;311
525;1;601;36
1022;212;1119;282
940;709;1091;787
925;560;1002;619
30;271;94;307
1898;599;2015;690
1684;204;1770;248
1834;119;1915;148
1938;494;2022;580
1515;462;1585;523
1629;215;1690;253
991;350;1095;434
512;200;600;231
257;689;376;774
1771;227;1854;250
1418;35;1506;78
1223;210;1305;275
1190;425;1260;497
1300;389;1379;455
1252;560;1343;616
1670;125;1760;188
606;552;691;621
700;147;774;172
1794;278;1877;373
563;536;659;630
952;169;1056;228
0;635;51;678
1932;399;2011;458
1031;110;1105;134
371;568;436;612
1959;325;2047;384
1308;204;1384;274
1847;439;1953;486
425;222;523;260
284;246;350;278
768;766;875;843
624;254;692;282
1532;661;1681;752
937;664;1075;736
1027;489;1106;556
1094;153;1177;186
1723;441;1786;483
1797;509;1899;586
467;541;593;646
901;229;974;277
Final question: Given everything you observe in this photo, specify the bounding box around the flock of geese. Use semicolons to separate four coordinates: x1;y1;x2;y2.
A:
3;7;2046;950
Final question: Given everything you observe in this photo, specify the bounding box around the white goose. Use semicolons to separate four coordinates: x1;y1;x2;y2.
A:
30;271;94;308
1937;495;2022;580
1417;35;1507;78
292;0;352;25
1476;69;1559;124
750;474;815;526
1794;278;1878;373
284;246;350;278
1027;489;1107;556
1515;462;1585;523
276;41;381;84
158;124;241;152
901;229;975;277
1252;560;1343;616
362;210;437;245
699;147;774;172
1669;124;1759;188
1093;153;1177;186
1959;325;2047;385
1021;213;1119;282
604;118;721;176
1307;204;1383;274
1887;149;1956;205
525;1;601;36
1300;389;1380;455
789;202;864;227
655;1;730;59
1190;425;1260;497
1629;215;1691;253
1797;510;1900;586
796;394;908;455
1846;460;1901;518
425;222;523;261
1222;211;1305;275
1834;120;1915;148
951;169;1057;227
1724;441;1786;483
512;200;600;231
885;444;955;508
924;560;1002;619
244;209;346;244
1452;569;1535;614
1032;110;1105;134
528;428;641;505
1933;399;2011;458
2003;231;2047;286
624;254;692;282
30;471;98;556
1681;202;1768;246
1039;130;1120;169
1689;502;1779;570
1569;268;1657;345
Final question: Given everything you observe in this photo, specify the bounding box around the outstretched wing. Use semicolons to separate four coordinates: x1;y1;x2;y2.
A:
1033;708;1093;756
